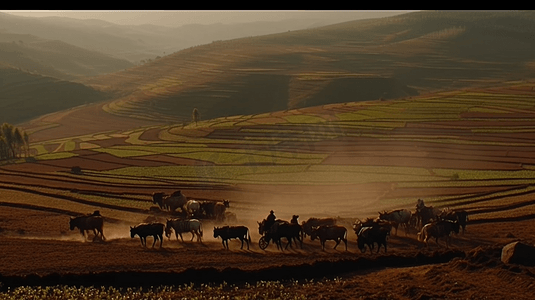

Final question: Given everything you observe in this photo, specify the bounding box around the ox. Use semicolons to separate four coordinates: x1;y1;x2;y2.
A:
165;218;203;242
353;218;393;236
415;199;442;229
264;222;303;251
183;200;201;218
152;192;167;210
356;225;390;254
130;222;165;248
199;201;216;218
152;191;188;212
213;200;230;222
213;225;251;250
438;209;469;234
310;225;347;251
301;217;337;238
378;209;412;236
353;218;391;253
417;219;460;248
69;212;105;241
258;218;288;235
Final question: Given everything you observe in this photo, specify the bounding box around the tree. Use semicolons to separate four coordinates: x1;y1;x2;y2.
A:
1;123;15;159
23;131;30;157
192;108;200;125
0;136;8;160
0;123;30;160
13;128;23;158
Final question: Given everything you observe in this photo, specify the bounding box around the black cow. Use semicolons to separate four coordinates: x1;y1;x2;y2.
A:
310;225;347;251
130;222;165;248
438;209;469;234
200;201;216;218
301;217;337;238
357;225;390;254
265;222;303;251
213;226;251;250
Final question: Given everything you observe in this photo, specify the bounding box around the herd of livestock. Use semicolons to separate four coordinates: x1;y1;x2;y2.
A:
68;190;469;253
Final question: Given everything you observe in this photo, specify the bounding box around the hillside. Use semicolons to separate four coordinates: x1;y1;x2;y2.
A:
79;10;535;125
0;67;110;124
0;32;134;80
0;12;404;63
8;77;535;227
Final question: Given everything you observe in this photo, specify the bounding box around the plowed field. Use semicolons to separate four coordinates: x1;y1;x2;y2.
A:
3;82;535;298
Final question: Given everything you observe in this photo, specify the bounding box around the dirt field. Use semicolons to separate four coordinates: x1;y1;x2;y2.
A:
1;176;535;299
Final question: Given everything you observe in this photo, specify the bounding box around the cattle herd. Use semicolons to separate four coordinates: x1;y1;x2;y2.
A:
69;191;469;254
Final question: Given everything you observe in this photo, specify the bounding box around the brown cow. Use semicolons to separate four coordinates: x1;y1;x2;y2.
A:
311;225;347;251
417;220;460;248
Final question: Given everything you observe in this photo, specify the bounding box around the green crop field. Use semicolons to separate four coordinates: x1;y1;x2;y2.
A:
16;80;535;221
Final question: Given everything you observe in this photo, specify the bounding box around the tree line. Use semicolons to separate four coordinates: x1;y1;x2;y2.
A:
0;123;30;161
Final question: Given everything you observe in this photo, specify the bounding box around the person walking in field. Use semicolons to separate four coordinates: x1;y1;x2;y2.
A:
192;108;200;125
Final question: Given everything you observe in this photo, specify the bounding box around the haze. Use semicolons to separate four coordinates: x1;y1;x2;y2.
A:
1;10;415;27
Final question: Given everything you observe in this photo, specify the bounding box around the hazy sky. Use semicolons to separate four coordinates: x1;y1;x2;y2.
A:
1;10;416;27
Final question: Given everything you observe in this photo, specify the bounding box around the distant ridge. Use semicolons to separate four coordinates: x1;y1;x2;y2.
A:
0;32;134;80
79;10;535;124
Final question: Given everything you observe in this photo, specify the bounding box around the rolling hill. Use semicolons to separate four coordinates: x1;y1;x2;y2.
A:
0;32;134;80
0;12;404;63
0;31;132;125
0;66;111;124
78;10;535;126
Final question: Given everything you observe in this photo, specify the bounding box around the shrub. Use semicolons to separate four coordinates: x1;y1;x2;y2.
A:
71;166;82;174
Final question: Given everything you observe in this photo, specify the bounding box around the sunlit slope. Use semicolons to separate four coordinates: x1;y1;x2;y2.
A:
81;11;535;124
10;80;535;219
83;43;418;123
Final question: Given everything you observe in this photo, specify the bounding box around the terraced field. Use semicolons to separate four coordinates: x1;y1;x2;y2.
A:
7;81;535;218
2;81;535;298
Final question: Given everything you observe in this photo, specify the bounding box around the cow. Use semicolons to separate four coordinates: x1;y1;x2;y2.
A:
152;191;188;212
69;213;105;241
310;225;348;251
415;199;442;229
213;226;251;250
378;209;412;236
214;202;227;222
165;191;189;212
130;222;165;248
164;218;203;242
301;217;337;238
183;200;201;218
258;218;289;236
417;219;460;248
152;192;168;210
356;225;390;254
199;201;216;218
264;221;303;251
353;218;393;234
438;209;469;234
